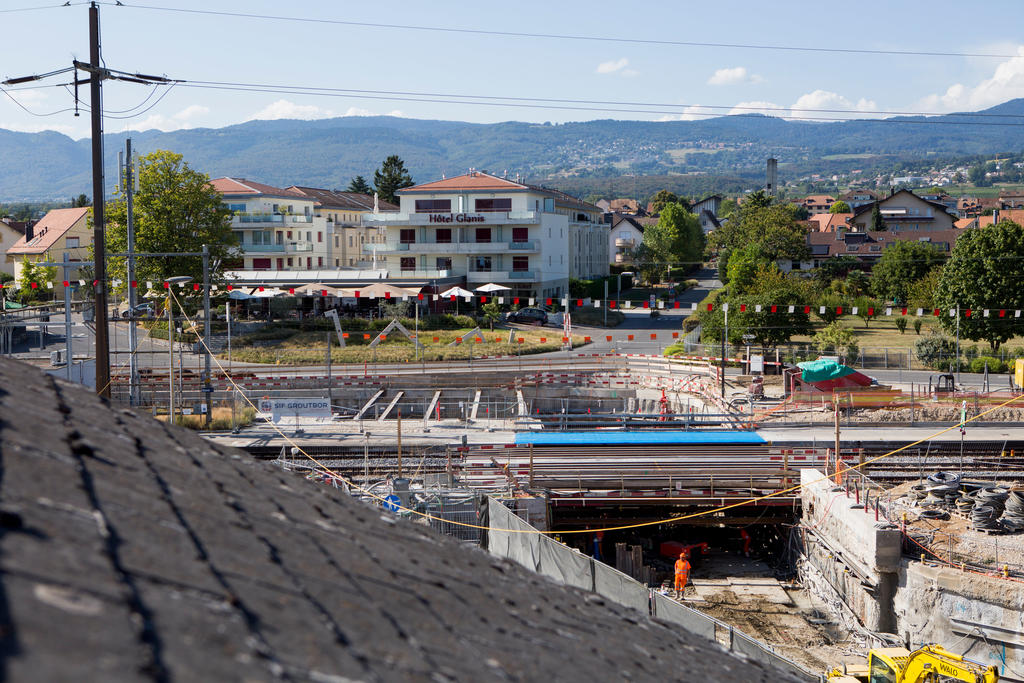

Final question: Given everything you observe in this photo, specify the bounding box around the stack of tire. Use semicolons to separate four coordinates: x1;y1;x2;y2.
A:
1000;489;1024;533
972;487;1009;532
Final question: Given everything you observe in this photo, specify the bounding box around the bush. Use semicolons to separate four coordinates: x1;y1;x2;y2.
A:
915;333;959;370
812;322;858;360
894;317;908;334
969;356;1008;374
913;318;923;335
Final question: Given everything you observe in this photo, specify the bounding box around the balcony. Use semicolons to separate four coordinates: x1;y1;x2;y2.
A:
466;270;537;283
286;240;314;253
364;240;538;255
614;252;632;264
392;269;451;279
232;213;284;225
615;238;636;248
240;243;285;253
287;215;314;223
363;210;540;225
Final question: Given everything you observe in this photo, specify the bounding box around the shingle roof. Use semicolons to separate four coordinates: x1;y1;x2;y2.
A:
0;358;794;682
809;212;853;232
287;186;399;212
210;177;308;199
401;171;528;193
5;207;88;256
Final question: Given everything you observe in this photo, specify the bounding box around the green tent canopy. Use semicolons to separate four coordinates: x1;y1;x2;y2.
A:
796;359;856;383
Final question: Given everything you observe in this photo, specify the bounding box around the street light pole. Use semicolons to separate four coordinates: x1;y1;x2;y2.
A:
167;295;174;424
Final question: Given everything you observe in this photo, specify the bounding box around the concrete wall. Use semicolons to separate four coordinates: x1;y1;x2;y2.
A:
893;562;1024;681
800;469;901;631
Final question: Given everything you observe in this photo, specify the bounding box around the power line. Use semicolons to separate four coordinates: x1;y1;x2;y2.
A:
0;3;84;14
106;3;1020;60
176;81;1024;127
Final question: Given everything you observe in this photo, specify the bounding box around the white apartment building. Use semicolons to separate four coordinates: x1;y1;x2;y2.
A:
212;177;331;271
286;186;398;269
363;171;607;300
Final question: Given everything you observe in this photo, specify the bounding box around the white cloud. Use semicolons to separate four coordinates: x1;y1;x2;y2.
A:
657;105;715;121
919;45;1024;112
249;99;336;121
596;58;630;75
728;101;784;116
343;106;404;117
708;66;762;86
134;104;212;131
787;90;877;120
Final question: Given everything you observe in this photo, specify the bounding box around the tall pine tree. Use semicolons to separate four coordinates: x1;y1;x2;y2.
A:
373;156;414;204
346;175;371;195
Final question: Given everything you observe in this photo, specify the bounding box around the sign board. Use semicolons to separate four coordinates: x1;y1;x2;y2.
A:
750;354;764;374
258;398;331;422
383;494;402;512
181;407;193;416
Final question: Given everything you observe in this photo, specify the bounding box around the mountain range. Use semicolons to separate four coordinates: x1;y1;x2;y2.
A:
3;99;1024;201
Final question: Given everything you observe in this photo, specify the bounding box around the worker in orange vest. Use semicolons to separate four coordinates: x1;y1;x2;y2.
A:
674;551;691;599
740;529;752;558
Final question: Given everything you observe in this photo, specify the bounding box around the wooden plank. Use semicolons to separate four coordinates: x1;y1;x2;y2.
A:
377;391;405;422
469;389;482;421
424;390;441;422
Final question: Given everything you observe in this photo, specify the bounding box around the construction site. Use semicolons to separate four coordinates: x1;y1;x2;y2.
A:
190;351;1024;681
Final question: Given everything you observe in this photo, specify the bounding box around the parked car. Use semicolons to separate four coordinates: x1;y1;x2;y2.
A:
507;307;548;325
121;303;156;319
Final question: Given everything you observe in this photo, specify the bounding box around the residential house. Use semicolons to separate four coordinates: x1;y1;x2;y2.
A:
363;171;607;300
999;192;1024;209
608;198;640;214
211;178;329;272
690;195;722;233
286;186;398;269
608;213;646;265
839;189;879;210
796;195;836;214
976;208;1024;228
801;228;961;273
809;212;853;232
0;217;30;277
955;197;982;218
4;207;90;289
849;190;957;233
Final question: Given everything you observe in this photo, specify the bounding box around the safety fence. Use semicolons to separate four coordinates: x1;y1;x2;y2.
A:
486;498;818;681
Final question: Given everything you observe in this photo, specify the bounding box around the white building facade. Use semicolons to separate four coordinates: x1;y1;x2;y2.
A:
212;178;331;272
363;172;606;300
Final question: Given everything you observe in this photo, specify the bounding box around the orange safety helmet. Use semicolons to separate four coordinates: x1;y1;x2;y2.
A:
679;551;689;559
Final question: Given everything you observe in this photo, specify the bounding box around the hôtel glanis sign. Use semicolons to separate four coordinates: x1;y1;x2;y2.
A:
428;213;486;223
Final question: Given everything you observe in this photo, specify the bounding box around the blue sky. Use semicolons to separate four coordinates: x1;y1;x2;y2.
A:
3;0;1024;139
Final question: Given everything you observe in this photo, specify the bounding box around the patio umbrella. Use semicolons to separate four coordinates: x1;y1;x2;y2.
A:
227;289;253;300
475;282;511;293
294;283;341;297
439;286;475;315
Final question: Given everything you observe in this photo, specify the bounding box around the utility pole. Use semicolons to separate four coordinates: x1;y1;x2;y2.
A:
202;245;212;423
720;303;728;398
955;303;961;383
326;331;333;410
167;296;175;424
88;2;111;399
121;139;140;405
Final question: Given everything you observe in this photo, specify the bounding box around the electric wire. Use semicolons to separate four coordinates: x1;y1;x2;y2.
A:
0;3;83;13
104;3;1020;60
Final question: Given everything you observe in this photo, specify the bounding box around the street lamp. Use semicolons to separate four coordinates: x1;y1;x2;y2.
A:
165;275;191;425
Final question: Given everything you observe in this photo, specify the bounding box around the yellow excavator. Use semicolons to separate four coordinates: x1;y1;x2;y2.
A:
826;644;999;682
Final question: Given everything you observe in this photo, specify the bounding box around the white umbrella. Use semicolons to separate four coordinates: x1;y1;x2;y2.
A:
227;289;253;300
250;287;287;298
475;282;511;292
440;286;475;298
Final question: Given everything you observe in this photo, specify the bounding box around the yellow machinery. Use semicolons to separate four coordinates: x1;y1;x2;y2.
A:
827;644;999;682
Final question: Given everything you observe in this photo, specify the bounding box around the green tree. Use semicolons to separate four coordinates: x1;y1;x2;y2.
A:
853;296;882;328
70;194;90;208
16;258;57;303
699;265;814;347
105;150;236;287
895;317;908;334
935;220;1024;350
641;203;705;279
725;243;770;293
373;155;414;204
708;201;809;278
830;200;851;214
869;240;945;303
346;175;371;195
813;321;858;359
907;267;942;312
814;254;860;284
649;189;685;214
481;301;501;330
870;203;886;231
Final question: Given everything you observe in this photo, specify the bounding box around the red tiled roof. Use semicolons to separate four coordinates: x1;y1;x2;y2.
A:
801;195;836;205
996;208;1024;225
210;177;307;198
401;172;527;193
6;207;88;255
809;212;853;232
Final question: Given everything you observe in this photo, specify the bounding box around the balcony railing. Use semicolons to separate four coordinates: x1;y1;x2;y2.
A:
466;270;537;283
615;238;636;248
287;241;314;253
233;213;284;224
240;243;285;253
364;239;538;254
392;269;451;279
287;215;313;223
364;210;540;224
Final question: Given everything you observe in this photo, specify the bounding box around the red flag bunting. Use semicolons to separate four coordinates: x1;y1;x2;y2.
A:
836;306;842;315
513;297;520;305
1000;309;1006;318
707;303;713;311
770;305;777;313
609;300;616;308
867;307;874;316
131;280;137;288
62;280;69;287
740;304;747;312
546;298;552;306
934;308;941;316
966;309;972;317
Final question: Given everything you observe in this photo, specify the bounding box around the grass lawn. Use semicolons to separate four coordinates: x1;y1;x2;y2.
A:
224;327;588;364
789;317;1024;352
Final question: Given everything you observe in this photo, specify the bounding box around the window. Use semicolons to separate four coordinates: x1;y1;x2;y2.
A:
276;232;283;245
349;236;353;247
513;256;529;272
400;229;416;244
287;258;293;266
436;257;452;270
543;198;555;212
318;232;323;243
475;227;491;243
868;657;897;683
65;237;80;248
512;227;529;243
475;198;512;212
473;256;492;272
306;231;311;242
227;203;246;213
414;199;451;213
318;257;323;267
251;230;272;245
400;257;416;271
435;228;452;243
335;259;339;266
276;258;284;270
334;236;339;248
251;258;271;270
306;257;312;268
287;230;292;239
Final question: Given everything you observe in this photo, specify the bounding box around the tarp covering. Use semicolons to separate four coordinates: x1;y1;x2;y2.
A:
797;359;856;383
515;431;765;446
593;563;649;613
652;593;716;640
